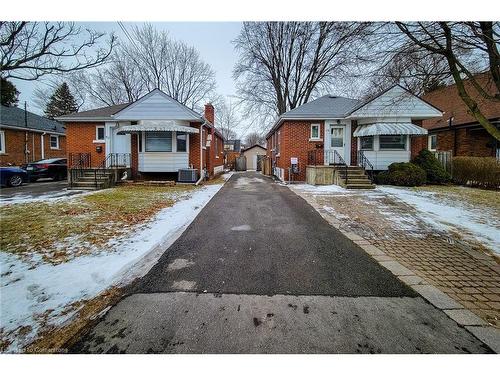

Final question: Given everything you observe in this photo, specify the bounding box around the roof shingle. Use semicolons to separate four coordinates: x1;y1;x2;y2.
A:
0;105;65;133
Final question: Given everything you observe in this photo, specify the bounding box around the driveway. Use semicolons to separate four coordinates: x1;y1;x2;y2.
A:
0;179;83;203
71;172;492;353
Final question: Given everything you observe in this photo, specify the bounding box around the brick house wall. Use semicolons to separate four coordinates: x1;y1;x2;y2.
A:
66;122;106;168
0;128;66;166
268;120;325;182
432;127;496;157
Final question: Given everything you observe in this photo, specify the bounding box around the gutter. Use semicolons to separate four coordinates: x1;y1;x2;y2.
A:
195;121;208;185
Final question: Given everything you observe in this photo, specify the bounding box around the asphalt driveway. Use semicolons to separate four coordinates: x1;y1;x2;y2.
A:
71;172;492;353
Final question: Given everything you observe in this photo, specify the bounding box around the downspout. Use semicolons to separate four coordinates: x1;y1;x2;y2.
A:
195;121;207;185
41;132;46;159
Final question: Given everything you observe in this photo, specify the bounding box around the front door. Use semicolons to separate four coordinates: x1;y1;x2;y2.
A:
329;125;345;163
109;125;131;167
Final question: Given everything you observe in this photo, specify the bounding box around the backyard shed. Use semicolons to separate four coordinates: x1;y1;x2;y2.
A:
242;144;267;171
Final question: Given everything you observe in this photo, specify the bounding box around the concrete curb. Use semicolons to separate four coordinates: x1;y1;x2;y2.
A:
305;197;500;353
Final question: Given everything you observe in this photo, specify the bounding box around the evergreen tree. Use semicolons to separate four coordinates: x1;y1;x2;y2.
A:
1;77;19;107
44;82;78;119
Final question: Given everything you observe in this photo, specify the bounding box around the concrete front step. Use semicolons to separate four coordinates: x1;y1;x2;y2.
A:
345;184;376;189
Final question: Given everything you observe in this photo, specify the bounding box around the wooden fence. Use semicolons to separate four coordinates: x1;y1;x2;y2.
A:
433;151;453;175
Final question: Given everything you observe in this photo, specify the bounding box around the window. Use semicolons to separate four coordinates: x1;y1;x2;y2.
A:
50;135;59;149
276;130;281;154
145;132;172;152
310;124;320;140
330;127;344;148
96;126;105;141
0;131;4;154
176;132;187;152
360;136;373;150
214;136;219;156
379;135;407;150
428;134;437;151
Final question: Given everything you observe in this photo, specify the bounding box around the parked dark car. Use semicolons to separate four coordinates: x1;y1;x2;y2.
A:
24;158;67;182
0;167;29;187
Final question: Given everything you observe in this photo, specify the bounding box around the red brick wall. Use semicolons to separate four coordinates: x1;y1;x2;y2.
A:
271;120;325;181
433;127;496;157
350;121;358;166
130;133;138;178
213;133;224;168
66;122;106;167
0;128;66;166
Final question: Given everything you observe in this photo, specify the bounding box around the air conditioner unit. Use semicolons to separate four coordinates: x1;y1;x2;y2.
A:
178;168;198;183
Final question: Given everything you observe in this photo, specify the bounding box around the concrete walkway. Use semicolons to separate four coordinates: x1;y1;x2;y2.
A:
70;172;493;353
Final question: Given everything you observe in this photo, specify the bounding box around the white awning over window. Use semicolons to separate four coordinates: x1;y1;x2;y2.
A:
353;123;428;137
117;120;199;134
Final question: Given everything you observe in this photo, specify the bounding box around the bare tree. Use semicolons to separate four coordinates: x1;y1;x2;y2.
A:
125;24;216;109
0;22;116;80
395;22;500;140
216;99;240;141
233;22;369;128
244;132;265;147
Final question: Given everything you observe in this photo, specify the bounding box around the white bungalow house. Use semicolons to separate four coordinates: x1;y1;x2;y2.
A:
265;85;443;188
58;89;225;189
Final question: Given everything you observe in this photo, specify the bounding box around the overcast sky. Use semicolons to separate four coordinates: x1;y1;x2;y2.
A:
12;22;245;130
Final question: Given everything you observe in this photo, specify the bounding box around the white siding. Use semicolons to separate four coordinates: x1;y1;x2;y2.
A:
138;153;189;172
350;86;442;119
113;91;201;121
359;135;411;170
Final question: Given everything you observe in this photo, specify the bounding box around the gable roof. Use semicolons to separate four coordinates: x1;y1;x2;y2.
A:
56;89;205;123
242;144;266;153
113;89;204;122
348;85;443;118
56;103;129;121
0;105;65;134
422;72;500;130
281;95;362;119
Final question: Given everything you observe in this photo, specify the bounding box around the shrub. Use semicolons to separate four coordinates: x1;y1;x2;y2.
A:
376;162;427;186
452;157;500;189
412;149;451;184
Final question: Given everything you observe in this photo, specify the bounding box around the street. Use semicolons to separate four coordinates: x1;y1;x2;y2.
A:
70;172;492;353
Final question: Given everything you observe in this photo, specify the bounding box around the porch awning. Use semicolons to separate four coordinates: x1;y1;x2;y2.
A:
117;120;199;134
353;123;428;137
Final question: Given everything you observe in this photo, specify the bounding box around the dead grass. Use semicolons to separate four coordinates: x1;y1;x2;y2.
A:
412;185;500;212
0;185;196;264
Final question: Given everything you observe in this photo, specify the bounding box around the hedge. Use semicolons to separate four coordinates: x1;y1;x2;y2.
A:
452;157;500;189
376;162;427;187
412;149;451;184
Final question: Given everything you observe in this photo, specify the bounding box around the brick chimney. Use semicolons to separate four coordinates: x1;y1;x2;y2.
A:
204;103;214;125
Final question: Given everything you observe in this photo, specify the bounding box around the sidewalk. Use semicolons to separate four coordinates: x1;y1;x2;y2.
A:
289;184;500;329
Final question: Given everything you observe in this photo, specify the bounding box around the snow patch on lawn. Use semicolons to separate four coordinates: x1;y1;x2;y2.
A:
378;186;500;253
0;189;94;206
0;183;224;352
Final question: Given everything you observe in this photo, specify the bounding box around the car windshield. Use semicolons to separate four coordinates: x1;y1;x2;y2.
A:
34;158;64;164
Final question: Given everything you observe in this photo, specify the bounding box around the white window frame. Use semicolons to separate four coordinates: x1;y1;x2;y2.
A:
95;125;105;143
0;130;5;154
310;123;321;140
428;134;437;151
359;136;374;151
49;134;60;150
379;135;407;151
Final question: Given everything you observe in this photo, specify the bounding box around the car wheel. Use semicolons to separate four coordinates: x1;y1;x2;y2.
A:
8;174;23;187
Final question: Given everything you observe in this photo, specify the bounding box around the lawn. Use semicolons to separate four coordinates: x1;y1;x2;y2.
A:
0;184;196;264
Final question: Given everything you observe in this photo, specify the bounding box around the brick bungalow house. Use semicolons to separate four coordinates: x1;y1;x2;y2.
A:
0;105;66;166
57;89;224;185
265;85;442;185
421;73;500;158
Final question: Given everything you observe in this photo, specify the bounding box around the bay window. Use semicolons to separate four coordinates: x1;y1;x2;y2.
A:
379;135;406;150
360;136;373;150
145;132;172;152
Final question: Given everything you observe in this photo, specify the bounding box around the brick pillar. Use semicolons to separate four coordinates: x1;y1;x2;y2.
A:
131;134;139;179
351;120;358;166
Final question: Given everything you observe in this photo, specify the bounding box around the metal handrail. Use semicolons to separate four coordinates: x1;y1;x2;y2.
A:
357;150;374;183
68;153;91;189
94;153;131;188
333;150;348;185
